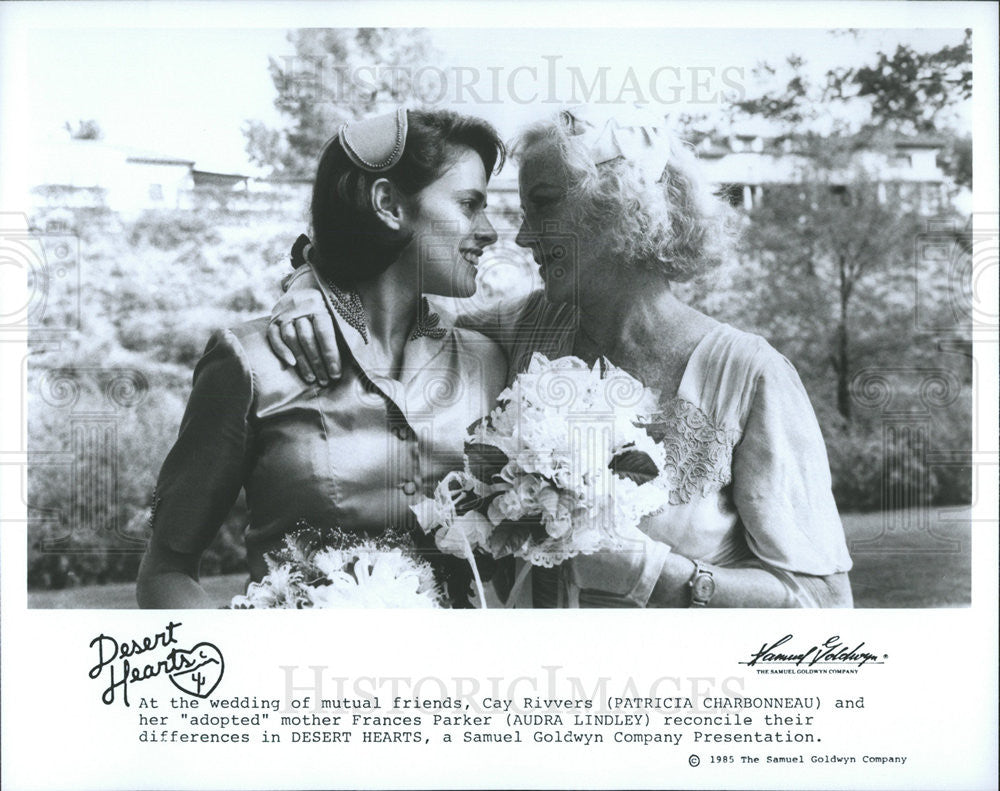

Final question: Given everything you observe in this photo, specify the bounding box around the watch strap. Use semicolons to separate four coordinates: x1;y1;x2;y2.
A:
688;561;716;607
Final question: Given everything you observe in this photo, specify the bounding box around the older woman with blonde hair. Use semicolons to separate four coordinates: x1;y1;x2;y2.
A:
270;106;853;608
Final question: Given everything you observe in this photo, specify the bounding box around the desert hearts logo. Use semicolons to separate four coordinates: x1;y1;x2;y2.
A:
89;622;225;706
168;643;225;698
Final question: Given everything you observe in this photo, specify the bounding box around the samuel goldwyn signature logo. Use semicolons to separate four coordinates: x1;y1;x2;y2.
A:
740;634;885;669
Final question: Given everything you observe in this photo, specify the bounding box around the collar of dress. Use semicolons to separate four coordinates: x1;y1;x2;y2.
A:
314;273;457;419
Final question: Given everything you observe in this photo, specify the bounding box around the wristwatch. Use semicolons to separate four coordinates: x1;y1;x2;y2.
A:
688;561;716;607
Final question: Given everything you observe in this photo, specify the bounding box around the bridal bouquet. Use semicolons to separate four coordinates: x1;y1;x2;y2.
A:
411;353;670;606
230;525;446;609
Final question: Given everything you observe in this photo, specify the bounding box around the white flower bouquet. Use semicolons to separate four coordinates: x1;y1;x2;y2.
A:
411;353;670;606
230;525;446;609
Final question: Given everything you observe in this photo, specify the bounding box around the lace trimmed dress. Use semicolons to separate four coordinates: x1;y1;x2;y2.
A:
622;321;852;605
451;291;853;608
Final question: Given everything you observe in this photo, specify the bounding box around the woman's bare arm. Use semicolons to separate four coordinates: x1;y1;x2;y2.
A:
136;537;213;609
645;553;852;608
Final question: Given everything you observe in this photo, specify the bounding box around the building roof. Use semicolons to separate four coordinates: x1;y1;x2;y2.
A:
28;138;260;190
126;155;196;165
686;127;948;156
192;170;250;188
887;132;949;149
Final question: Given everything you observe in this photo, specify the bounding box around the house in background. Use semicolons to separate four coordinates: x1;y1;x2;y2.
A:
29;138;261;227
485;128;955;223
28;138;314;227
30;128;959;229
31;139;196;216
692;130;952;215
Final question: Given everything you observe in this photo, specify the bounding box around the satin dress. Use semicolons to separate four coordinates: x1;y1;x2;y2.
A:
150;280;508;589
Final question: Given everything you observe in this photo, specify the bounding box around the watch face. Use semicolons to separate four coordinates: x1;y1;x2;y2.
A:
692;574;716;602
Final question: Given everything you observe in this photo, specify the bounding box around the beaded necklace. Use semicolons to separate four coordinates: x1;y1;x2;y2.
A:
325;282;446;344
325;279;370;343
409;297;447;342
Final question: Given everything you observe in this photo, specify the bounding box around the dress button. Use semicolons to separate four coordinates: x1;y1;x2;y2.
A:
394;425;414;441
401;481;418;496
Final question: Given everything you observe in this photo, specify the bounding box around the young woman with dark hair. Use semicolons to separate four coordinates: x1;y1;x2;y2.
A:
137;109;508;608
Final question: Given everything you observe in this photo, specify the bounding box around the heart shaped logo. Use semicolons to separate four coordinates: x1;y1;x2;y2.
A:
168;642;224;698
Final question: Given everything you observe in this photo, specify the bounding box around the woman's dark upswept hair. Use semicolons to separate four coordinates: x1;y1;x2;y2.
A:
310;109;505;286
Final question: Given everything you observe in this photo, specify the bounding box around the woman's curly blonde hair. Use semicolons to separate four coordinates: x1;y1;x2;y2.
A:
513;116;737;282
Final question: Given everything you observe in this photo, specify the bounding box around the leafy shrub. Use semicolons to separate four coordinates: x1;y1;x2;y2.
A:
128;210;222;249
27;365;249;589
825;381;972;512
26;213;296;591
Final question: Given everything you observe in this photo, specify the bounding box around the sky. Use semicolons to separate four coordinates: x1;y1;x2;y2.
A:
21;26;971;177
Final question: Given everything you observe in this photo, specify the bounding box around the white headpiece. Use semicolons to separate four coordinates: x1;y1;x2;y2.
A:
559;104;673;182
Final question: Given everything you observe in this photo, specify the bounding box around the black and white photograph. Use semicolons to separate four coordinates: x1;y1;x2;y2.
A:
1;2;997;790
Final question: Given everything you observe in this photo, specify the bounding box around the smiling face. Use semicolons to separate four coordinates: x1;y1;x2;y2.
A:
515;143;595;307
403;147;497;299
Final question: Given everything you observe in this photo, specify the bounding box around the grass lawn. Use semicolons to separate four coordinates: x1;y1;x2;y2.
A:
840;505;971;608
27;507;972;609
28;573;248;610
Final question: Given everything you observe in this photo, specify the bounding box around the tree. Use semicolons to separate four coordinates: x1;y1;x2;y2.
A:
735;136;926;421
700;33;974;510
728;30;972;137
65;119;103;140
243;28;438;177
937;133;972;190
825;30;972;134
720;32;973;422
729;55;816;128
